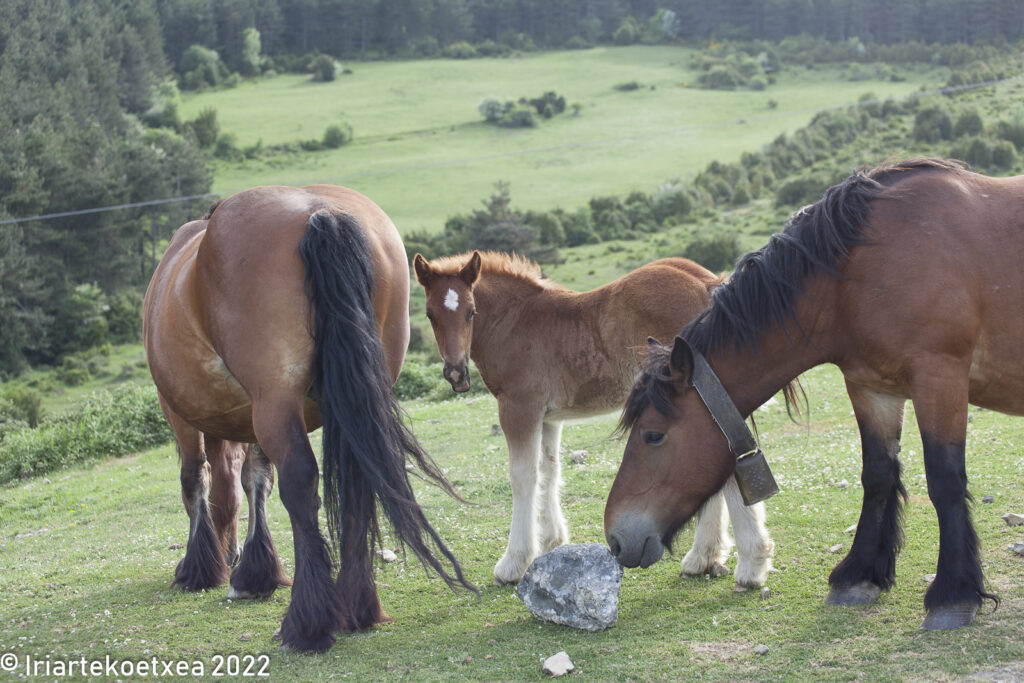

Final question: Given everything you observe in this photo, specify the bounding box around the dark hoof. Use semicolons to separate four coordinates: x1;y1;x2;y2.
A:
921;603;978;631
825;581;882;606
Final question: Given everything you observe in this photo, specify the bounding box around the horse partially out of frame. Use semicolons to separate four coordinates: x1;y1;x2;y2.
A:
414;251;774;586
144;185;474;652
607;158;1022;630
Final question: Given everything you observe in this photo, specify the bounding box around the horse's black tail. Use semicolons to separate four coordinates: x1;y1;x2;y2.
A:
298;209;477;595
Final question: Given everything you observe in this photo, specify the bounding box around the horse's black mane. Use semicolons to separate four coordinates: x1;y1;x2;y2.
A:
620;157;967;431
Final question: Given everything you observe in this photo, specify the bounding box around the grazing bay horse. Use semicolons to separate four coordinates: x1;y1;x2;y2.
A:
414;251;774;586
607;158;1021;630
144;185;473;652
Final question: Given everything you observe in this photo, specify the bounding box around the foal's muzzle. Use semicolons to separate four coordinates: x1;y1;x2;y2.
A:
443;362;471;393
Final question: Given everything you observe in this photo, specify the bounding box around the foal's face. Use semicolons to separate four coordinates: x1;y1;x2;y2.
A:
413;252;481;393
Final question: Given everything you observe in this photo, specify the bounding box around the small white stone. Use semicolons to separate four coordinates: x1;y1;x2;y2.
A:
378;548;398;563
982;495;994;504
1010;543;1024;556
753;644;770;656
828;544;843;554
1002;513;1024;526
837;480;849;489
543;651;574;677
844;524;858;534
570;450;588;464
923;573;936;583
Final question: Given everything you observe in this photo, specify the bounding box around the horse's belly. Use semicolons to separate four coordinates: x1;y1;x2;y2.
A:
154;350;257;438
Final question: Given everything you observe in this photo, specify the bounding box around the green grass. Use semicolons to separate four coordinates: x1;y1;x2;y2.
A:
180;47;943;234
2;365;1023;680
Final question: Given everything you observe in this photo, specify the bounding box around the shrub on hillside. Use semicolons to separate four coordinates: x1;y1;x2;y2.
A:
444;41;478;59
1;387;44;429
498;105;536;128
991;140;1017;168
682;233;741;273
322;124;350;149
0;384;173;482
913;106;953;143
310;54;338;82
775;175;828;207
953;107;984;137
995;113;1024;150
180;45;231;90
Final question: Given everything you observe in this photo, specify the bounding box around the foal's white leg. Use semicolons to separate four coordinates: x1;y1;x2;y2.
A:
723;476;774;589
537;420;569;553
680;489;731;578
493;402;543;584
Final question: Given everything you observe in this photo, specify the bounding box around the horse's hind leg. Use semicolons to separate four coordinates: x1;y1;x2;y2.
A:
909;365;994;630
827;382;906;607
723;477;773;589
229;443;290;599
537;421;569;553
206;437;245;567
255;405;345;652
162;402;229;591
680;489;730;579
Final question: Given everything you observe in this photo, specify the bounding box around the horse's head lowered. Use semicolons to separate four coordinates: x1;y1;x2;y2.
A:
605;336;737;568
413;251;481;393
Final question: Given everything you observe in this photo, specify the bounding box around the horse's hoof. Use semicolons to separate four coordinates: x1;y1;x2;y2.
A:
825;581;881;606
920;603;978;631
228;586;263;600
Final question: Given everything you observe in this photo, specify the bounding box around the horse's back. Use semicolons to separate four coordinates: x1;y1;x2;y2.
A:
839;168;1024;413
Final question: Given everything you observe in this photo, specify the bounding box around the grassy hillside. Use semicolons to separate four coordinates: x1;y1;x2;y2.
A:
2;365;1023;680
180;46;942;234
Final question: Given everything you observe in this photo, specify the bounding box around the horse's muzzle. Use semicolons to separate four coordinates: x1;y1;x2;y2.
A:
606;513;665;568
443;362;471;393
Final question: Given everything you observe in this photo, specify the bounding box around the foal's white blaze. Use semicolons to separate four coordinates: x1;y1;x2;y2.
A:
444;288;459;311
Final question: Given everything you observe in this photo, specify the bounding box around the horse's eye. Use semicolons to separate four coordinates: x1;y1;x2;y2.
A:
426;311;436;323
467;308;476;322
642;431;667;447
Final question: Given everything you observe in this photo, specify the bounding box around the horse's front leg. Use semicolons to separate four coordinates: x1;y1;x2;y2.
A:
537;420;570;553
723;477;774;589
908;364;996;630
827;382;906;607
494;399;543;584
680;488;730;579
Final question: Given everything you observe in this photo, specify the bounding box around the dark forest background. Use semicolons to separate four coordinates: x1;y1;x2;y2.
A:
1;0;1023;376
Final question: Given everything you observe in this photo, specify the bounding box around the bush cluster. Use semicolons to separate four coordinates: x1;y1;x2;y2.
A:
0;384;173;483
478;91;568;127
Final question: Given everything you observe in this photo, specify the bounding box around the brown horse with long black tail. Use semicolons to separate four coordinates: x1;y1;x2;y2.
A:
144;185;475;652
605;158;1020;631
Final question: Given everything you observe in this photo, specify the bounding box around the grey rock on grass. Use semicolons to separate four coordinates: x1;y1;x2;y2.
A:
517;543;622;631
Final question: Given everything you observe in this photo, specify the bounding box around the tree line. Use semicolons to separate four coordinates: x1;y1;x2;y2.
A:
156;0;1024;67
1;0;1023;378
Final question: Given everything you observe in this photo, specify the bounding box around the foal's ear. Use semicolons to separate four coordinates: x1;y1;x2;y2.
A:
412;253;432;286
459;250;482;287
669;335;695;383
647;336;661;347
